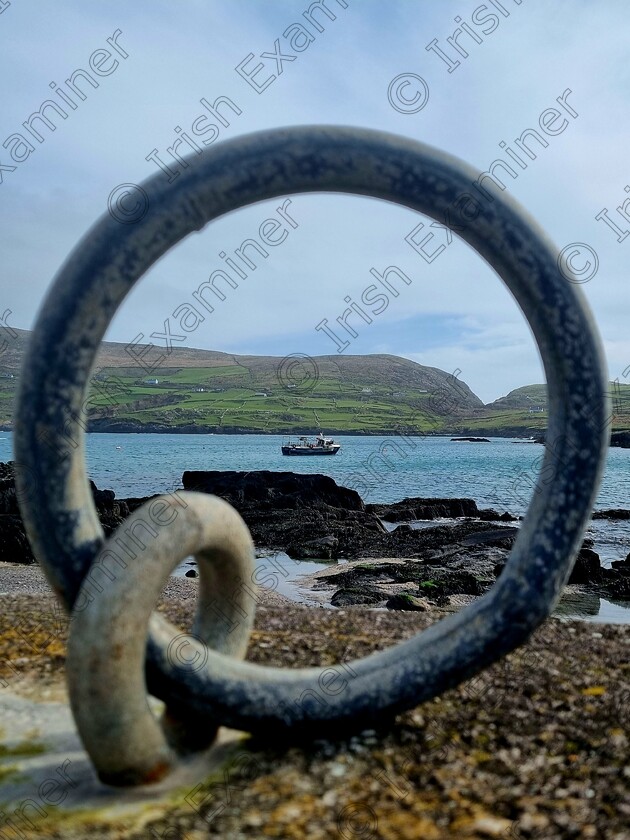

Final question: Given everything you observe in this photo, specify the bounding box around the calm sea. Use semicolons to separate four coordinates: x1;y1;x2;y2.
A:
1;432;629;622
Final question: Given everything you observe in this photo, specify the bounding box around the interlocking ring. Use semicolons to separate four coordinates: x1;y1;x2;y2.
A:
14;126;609;785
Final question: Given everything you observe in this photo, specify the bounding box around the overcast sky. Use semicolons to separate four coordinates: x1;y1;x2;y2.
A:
1;0;628;402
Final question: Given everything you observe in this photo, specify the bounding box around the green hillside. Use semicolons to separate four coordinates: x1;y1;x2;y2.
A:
476;382;630;435
83;365;445;433
2;330;628;435
486;384;548;411
0;331;484;435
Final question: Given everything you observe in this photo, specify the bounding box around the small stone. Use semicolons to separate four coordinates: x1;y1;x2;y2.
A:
244;812;264;827
470;816;513;837
322;790;337;806
386;593;429;611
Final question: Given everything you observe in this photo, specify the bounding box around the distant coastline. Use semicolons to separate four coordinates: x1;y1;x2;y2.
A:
0;422;544;439
3;423;627;447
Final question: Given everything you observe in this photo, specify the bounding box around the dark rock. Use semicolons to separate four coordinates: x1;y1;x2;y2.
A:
324;563;487;605
609;577;630;598
416;570;484;599
182;471;394;560
90;480;116;508
88;480;131;536
286;535;339;560
182;474;522;562
247;508;384;559
591;509;630;520
182;470;365;513
610;431;630;448
386;593;428;611
0;461;29;515
493;561;507;578
330;587;385;607
598;569;630;600
0;461;139;563
181;471;388;560
0;478;19;515
610;562;630;575
0;463;13;481
0;514;35;564
478;509;518;522
185;569;198;578
459;527;518;550
450;437;490;442
610;554;630;573
322;564;412;590
568;548;602;584
382;522;517;563
367;497;479;522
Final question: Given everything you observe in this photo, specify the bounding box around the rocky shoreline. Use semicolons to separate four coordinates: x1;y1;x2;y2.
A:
1;464;629;838
1;462;629;611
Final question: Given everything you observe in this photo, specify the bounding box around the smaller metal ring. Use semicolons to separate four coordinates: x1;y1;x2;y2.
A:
66;493;256;786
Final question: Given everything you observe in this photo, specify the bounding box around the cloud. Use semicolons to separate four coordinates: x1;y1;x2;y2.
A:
1;0;627;402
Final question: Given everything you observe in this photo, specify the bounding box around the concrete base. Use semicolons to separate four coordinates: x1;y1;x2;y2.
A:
0;688;245;838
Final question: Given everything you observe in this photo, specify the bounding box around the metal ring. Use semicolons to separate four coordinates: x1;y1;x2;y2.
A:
66;493;256;786
14;126;609;739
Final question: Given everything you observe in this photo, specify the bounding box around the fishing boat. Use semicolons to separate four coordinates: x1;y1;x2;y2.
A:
281;433;341;456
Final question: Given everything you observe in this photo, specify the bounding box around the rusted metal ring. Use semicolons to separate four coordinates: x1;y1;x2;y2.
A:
14;126;609;744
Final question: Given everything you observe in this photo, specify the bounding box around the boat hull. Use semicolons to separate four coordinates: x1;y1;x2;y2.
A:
281;446;340;456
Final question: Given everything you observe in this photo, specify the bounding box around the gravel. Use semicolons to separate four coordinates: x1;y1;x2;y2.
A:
0;577;628;839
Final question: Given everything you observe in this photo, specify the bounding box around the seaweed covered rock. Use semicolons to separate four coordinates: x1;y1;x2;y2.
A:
330;587;385;607
386;593;429;611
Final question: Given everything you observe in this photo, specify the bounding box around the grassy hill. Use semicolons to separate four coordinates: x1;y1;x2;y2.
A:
458;381;630;437
486;384;548;412
0;330;484;435
2;330;628;435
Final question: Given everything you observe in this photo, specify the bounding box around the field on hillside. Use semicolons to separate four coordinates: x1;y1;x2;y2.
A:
2;336;629;435
84;364;459;433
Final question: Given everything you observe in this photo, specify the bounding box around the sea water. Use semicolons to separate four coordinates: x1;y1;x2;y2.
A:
1;433;628;622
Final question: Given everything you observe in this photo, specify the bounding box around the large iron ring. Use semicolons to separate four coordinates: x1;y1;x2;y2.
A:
14;126;609;753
